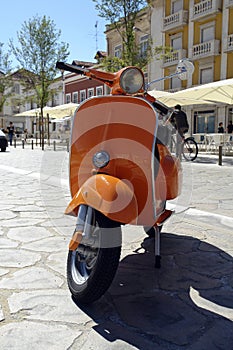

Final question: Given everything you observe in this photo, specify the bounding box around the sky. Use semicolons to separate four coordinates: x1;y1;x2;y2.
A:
0;0;107;68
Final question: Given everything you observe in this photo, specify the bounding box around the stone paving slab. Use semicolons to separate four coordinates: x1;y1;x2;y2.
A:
0;148;232;349
0;321;81;350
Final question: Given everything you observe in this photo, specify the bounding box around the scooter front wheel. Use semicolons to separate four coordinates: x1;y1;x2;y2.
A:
67;211;122;304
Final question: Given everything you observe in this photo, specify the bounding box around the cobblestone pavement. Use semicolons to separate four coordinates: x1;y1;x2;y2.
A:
0;147;232;350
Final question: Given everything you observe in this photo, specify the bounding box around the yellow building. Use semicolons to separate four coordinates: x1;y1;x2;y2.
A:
105;1;233;134
151;0;233;134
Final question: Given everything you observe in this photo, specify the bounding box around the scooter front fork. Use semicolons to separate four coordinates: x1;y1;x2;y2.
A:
69;204;93;251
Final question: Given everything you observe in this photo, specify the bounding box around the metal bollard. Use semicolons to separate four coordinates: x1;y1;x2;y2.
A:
218;145;222;166
31;140;34;150
22;140;24;149
53;140;56;151
14;138;16;148
66;139;69;152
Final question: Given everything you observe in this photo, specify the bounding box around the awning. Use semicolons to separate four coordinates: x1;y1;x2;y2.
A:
47;103;79;119
14;103;79;119
149;90;214;107
170;78;233;105
14;106;51;117
51;116;72;123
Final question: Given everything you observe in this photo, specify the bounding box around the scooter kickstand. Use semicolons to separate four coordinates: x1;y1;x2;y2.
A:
154;226;161;268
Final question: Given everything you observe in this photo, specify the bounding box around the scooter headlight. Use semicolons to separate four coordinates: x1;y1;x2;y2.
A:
120;67;144;94
92;151;110;168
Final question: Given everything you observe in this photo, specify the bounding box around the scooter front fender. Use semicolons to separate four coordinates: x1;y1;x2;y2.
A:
65;174;138;224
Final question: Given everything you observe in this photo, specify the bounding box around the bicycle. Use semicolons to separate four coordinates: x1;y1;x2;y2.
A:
151;100;198;161
182;136;198;161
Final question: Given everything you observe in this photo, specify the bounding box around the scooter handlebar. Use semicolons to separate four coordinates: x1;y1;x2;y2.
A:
56;61;87;75
152;100;170;116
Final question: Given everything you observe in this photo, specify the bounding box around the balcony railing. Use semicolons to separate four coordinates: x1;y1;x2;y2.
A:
163;10;188;32
225;0;233;8
223;34;233;52
192;40;220;59
162;49;187;67
191;0;222;21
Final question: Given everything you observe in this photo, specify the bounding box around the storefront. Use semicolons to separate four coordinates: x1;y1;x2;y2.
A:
194;110;215;134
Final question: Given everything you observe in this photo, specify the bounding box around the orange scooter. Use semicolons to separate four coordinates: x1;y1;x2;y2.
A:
56;60;190;304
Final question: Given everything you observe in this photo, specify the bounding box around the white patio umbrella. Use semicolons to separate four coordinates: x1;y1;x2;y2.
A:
171;78;233;105
149;90;213;107
14;106;52;117
47;103;79;119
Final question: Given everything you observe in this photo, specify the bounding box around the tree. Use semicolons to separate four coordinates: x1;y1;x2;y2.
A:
93;0;149;68
9;15;69;149
0;43;13;115
93;0;172;72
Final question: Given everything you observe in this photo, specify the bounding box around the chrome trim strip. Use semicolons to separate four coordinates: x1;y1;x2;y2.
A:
151;110;158;220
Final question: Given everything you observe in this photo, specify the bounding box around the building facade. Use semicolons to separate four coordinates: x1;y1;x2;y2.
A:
150;0;233;134
105;8;151;84
2;71;63;135
63;60;105;105
105;1;233;134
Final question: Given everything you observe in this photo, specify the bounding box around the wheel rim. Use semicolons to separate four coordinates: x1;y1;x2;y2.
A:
70;247;99;285
183;139;197;161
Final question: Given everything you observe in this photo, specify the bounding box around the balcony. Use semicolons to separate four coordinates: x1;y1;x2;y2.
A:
162;49;187;68
163;10;188;32
223;34;233;52
191;0;222;22
225;0;233;8
191;40;220;59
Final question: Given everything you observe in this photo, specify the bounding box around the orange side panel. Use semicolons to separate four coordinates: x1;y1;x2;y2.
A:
156;144;182;200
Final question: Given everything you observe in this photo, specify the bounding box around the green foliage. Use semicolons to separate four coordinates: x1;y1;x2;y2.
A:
9;15;69;112
93;0;148;22
0;43;13;112
99;56;127;72
153;45;174;60
93;0;149;68
93;1;174;72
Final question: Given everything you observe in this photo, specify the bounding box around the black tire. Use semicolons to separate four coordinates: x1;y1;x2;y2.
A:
1;148;6;152
182;137;198;161
67;210;122;304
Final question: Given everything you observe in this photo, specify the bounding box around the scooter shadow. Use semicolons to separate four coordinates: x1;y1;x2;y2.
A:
73;232;233;350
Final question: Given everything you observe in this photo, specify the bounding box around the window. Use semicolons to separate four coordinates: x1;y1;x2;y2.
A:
73;92;78;103
66;94;71;104
25;101;33;111
140;35;149;58
13;83;20;94
195;112;215;134
80;90;86;102
114;45;122;58
228;108;233;127
88;88;94;98
200;67;213;84
171;0;182;13
96;86;103;96
171;34;182;50
200;23;215;43
170;76;181;90
52;93;59;107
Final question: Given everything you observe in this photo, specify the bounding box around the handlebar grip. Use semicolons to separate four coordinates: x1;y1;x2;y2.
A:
152;101;170;116
56;61;85;75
